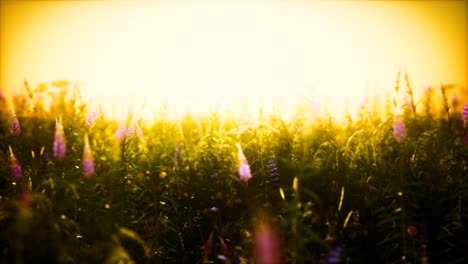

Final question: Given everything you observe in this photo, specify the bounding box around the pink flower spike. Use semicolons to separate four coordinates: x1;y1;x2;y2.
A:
126;117;137;138
53;117;66;161
237;143;252;182
83;134;95;179
115;113;127;141
9;145;23;181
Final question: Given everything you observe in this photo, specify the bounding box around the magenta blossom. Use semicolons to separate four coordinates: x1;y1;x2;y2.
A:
9;145;22;181
325;246;342;264
462;104;468;123
201;233;213;261
10;110;21;135
115;120;127;142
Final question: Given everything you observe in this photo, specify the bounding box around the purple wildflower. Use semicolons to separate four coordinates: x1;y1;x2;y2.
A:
211;207;220;213
43;152;49;163
462;104;468;123
41;152;50;172
83;134;95;179
237;143;252;182
267;160;280;188
10;110;21;135
53;118;66;160
220;238;229;255
9;146;22;181
393;119;406;142
126;125;134;138
324;246;342;264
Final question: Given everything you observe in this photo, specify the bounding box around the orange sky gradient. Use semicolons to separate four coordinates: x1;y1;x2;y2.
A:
1;0;467;120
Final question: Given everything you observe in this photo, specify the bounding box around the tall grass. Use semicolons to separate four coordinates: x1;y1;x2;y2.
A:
0;75;467;263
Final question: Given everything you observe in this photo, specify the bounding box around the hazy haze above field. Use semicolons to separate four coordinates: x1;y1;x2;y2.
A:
1;0;466;119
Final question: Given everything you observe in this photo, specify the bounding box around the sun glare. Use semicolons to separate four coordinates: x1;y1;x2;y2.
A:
1;1;466;121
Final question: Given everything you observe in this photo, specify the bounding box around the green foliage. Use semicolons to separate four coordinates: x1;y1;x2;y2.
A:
0;79;467;263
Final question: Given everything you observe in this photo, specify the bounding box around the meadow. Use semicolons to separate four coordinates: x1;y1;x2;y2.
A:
0;74;467;264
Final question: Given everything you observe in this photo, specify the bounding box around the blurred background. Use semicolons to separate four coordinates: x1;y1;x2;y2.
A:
1;0;466;119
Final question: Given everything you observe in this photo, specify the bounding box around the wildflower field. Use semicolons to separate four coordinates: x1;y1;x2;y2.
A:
0;75;467;264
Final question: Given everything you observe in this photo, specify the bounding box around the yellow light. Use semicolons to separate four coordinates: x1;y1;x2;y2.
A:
279;187;286;200
1;1;466;121
292;177;298;192
343;210;353;229
338;186;344;212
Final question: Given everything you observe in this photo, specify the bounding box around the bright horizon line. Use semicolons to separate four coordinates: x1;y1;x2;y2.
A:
1;1;466;120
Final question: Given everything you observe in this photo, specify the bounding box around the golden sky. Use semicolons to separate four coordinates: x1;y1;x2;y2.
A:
1;0;466;119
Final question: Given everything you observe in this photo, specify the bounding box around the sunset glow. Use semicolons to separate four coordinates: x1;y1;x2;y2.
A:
1;0;466;121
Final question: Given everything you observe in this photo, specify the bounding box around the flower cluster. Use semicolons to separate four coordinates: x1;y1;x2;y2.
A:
324;246;342;264
462;104;468;123
267;160;280;188
237;143;252;182
116;119;127;141
115;116;143;142
9;145;23;181
10;108;21;135
393;119;406;143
